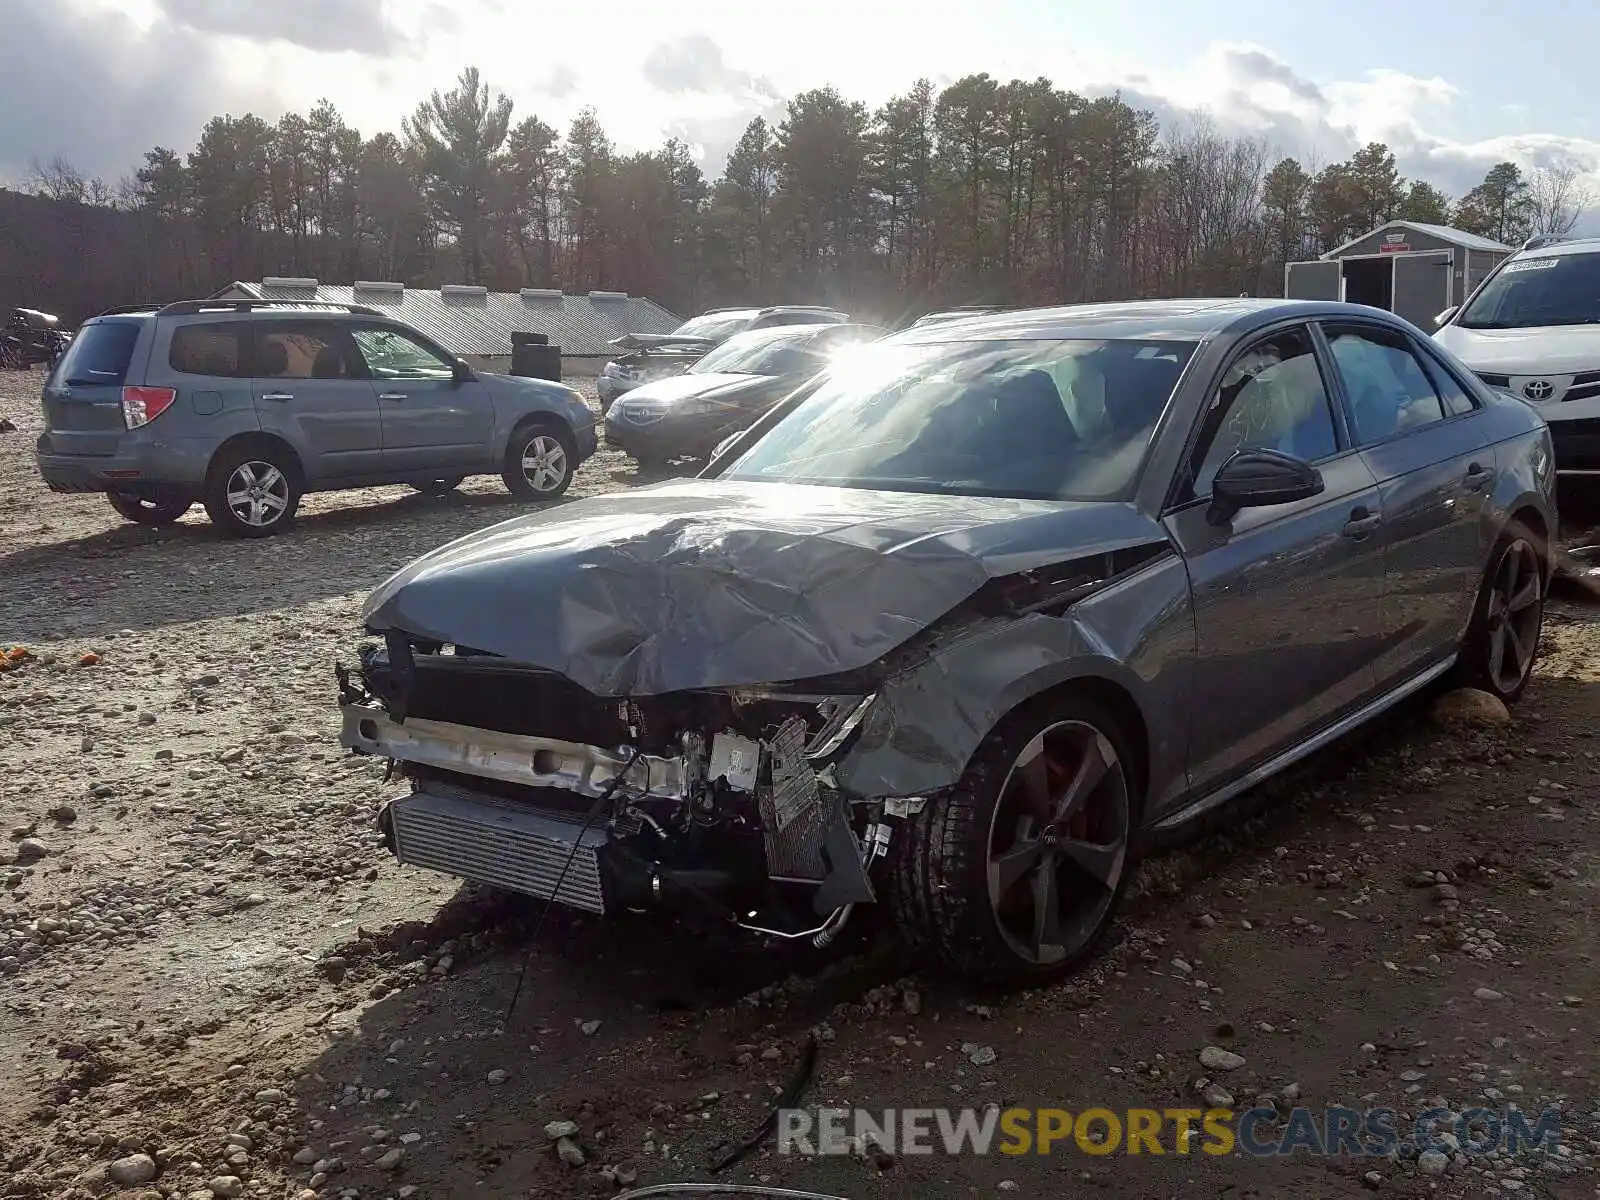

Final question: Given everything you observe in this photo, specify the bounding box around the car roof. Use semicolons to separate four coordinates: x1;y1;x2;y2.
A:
714;322;845;349
888;297;1415;343
91;302;386;323
1515;236;1600;261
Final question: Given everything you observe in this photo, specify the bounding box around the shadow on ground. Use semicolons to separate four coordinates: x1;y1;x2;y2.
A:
269;648;1600;1198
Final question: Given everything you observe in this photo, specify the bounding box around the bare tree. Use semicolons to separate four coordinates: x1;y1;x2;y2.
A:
26;155;88;204
1527;161;1596;238
83;176;116;208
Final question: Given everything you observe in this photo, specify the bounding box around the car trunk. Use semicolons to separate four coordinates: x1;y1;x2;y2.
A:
40;320;141;456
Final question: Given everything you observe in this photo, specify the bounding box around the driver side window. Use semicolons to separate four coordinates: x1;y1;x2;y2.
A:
350;327;455;381
1191;326;1338;496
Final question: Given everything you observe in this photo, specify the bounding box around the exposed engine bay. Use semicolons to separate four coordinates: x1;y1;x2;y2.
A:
337;632;909;945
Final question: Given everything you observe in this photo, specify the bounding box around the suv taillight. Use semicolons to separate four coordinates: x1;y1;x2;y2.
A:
121;386;177;429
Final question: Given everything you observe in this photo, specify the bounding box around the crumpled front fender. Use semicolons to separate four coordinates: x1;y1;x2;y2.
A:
834;553;1194;809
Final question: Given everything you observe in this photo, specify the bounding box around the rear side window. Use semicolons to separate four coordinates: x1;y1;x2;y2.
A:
1415;346;1479;417
1323;325;1447;445
170;322;249;378
256;323;363;380
55;320;140;386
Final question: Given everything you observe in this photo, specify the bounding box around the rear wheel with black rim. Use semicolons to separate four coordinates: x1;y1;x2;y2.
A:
1455;525;1545;703
889;692;1140;984
501;421;576;499
107;491;193;526
202;446;301;538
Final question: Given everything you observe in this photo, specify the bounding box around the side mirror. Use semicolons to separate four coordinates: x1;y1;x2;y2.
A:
1433;305;1458;328
451;360;474;385
1207;448;1324;526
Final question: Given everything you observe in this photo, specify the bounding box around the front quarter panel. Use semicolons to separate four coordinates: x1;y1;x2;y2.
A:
481;374;598;457
834;552;1196;818
1490;413;1558;572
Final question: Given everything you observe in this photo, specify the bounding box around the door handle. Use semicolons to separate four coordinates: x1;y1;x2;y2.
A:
378;392;406;402
1342;506;1381;538
1463;462;1491;492
260;392;293;402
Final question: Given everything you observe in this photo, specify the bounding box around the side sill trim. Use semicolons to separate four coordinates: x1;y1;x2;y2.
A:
1152;655;1456;832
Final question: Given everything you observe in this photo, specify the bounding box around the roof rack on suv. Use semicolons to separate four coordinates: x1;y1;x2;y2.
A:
1523;234;1565;252
758;304;843;315
97;303;163;316
154;299;383;317
699;306;756;315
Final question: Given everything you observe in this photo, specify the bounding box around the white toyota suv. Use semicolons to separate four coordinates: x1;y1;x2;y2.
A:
1434;235;1600;477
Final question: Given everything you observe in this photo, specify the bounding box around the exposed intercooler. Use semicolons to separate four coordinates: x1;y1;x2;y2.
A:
386;781;609;913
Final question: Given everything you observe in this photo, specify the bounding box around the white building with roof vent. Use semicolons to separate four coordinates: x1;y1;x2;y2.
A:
210;279;682;373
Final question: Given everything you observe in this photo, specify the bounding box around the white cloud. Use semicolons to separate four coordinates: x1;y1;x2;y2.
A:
8;6;1600;211
1067;42;1600;200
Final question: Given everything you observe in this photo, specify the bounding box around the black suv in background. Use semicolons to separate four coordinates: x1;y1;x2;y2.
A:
596;304;848;410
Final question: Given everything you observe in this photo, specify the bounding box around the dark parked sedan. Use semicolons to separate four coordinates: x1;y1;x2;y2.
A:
340;299;1554;984
603;322;884;465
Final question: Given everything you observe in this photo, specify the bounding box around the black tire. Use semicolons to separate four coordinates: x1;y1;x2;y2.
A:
202;444;301;538
107;491;192;526
1453;524;1546;703
501;420;576;499
888;691;1142;985
411;477;465;496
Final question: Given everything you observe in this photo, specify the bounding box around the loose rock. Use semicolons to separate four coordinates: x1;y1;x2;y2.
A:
106;1154;158;1186
1416;1148;1450;1174
1199;1045;1245;1071
1430;688;1511;729
962;1043;998;1067
556;1136;586;1167
374;1148;405;1171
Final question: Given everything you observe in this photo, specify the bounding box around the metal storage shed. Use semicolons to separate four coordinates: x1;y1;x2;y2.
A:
208;278;682;369
1285;221;1513;328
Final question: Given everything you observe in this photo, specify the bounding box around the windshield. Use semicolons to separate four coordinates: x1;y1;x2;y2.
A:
721;337;1194;501
673;312;753;341
1458;252;1600;329
690;327;824;377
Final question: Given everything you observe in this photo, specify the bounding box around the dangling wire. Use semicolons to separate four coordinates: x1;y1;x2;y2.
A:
504;747;642;1020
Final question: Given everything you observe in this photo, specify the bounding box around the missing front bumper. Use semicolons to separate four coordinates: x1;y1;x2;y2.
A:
340;703;693;800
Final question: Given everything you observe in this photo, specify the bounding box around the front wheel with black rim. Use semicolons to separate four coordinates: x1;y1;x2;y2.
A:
202;447;301;538
501;422;576;499
888;693;1140;985
106;491;193;526
1455;527;1546;703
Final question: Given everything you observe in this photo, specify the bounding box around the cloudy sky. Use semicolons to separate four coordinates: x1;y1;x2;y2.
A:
5;0;1599;203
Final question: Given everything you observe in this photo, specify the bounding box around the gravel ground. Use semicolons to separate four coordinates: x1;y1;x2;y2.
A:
3;366;1600;1200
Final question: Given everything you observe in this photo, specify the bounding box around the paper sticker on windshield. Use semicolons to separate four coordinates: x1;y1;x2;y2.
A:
1505;257;1561;272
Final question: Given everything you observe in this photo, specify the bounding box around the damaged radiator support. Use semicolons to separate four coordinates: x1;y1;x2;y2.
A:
347;702;876;921
758;715;827;880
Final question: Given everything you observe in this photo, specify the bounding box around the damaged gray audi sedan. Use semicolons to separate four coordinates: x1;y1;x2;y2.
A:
338;299;1554;983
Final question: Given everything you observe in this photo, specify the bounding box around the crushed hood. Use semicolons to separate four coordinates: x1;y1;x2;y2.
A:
361;479;1170;696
